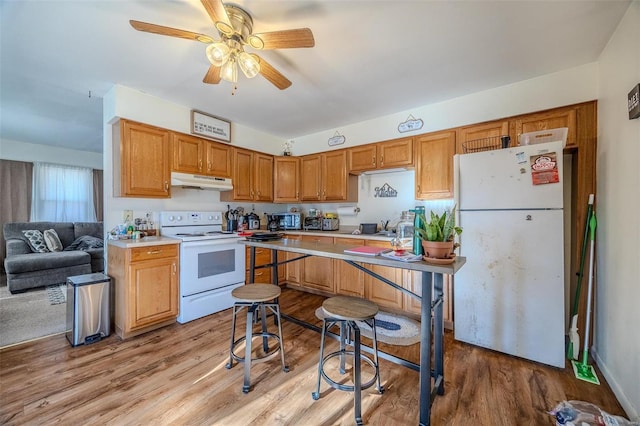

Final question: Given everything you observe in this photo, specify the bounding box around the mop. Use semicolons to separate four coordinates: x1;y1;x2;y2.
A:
567;194;595;360
571;211;600;385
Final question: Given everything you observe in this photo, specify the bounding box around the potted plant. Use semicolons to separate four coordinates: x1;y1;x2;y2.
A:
415;206;462;261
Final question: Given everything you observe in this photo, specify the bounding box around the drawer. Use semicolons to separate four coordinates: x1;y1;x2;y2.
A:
245;247;272;265
130;244;178;262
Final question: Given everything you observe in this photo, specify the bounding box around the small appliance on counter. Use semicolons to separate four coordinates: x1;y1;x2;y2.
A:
321;213;339;231
244;212;260;230
272;212;302;230
304;216;322;230
322;218;340;231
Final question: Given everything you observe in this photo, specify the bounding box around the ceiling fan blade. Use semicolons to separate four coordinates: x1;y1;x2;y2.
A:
254;55;292;90
200;0;233;35
248;28;315;50
129;20;214;43
203;65;222;84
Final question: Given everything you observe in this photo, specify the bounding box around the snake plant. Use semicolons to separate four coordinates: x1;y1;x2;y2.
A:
415;206;462;242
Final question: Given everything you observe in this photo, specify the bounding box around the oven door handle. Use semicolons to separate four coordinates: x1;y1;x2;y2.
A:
181;239;242;248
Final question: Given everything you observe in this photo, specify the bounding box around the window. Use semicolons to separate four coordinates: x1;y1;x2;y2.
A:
31;162;96;222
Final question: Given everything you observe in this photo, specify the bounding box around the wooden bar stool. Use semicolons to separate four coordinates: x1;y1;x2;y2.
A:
312;296;384;425
226;284;288;393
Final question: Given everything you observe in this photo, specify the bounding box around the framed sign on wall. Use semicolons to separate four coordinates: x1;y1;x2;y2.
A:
191;110;231;142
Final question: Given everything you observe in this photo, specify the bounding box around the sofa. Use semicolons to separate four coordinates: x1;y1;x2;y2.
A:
3;222;104;293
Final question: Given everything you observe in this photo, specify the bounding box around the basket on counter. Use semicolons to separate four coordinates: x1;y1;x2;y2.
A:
462;135;511;153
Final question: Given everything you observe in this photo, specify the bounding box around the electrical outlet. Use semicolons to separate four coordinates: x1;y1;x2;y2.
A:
123;210;133;223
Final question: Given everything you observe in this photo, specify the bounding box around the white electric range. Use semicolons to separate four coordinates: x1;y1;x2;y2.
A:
160;211;245;323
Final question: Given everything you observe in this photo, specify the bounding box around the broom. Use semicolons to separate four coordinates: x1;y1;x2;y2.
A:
567;194;595;360
571;211;600;385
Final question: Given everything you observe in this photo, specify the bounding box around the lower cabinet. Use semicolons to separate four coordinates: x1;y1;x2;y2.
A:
108;242;180;339
403;270;453;329
245;246;286;284
300;235;335;293
334;237;365;297
363;240;403;311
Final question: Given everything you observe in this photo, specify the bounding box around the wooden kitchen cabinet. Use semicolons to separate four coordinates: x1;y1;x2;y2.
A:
221;148;273;202
348;137;413;173
300;235;335;294
108;242;179;339
273;156;300;203
172;133;232;178
113;119;171;198
300;150;357;202
363;240;402;310
284;234;302;285
246;246;272;284
456;119;510;154
334;237;365;297
403;270;453;329
414;130;456;200
511;107;578;148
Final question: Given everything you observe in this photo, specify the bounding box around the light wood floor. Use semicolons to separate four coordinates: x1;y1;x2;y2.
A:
0;287;624;425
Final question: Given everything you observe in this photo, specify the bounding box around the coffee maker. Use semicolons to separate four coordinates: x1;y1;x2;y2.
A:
267;214;280;231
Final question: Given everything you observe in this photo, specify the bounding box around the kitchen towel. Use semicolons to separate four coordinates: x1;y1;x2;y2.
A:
337;206;359;217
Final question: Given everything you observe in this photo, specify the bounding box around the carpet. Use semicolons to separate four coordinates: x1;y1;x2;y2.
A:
0;282;67;348
316;308;421;346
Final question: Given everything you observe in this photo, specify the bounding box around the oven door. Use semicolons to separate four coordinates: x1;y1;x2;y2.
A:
179;239;245;296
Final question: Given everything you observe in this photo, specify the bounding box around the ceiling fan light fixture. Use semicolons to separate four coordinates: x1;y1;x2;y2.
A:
238;51;260;78
220;57;238;83
206;42;230;66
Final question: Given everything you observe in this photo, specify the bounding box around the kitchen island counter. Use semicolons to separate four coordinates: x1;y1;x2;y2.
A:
241;238;466;426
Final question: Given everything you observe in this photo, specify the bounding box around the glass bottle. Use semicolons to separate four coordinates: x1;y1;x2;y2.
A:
394;211;415;254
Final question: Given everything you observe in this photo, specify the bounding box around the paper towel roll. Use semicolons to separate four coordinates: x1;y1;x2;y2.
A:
337;206;359;217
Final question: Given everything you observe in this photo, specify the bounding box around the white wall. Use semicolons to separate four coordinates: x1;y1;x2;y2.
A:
102;85;286;234
0;138;103;169
292;63;599;155
594;1;640;420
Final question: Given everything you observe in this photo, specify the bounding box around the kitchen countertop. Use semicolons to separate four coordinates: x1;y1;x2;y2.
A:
280;229;395;242
107;236;181;249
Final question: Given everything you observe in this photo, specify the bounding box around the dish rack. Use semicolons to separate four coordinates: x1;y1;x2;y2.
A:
462;135;511;153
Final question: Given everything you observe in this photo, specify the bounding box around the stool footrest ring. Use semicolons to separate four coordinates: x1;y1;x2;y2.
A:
319;350;381;392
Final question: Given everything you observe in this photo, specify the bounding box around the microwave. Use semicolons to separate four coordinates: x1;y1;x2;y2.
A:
275;212;302;230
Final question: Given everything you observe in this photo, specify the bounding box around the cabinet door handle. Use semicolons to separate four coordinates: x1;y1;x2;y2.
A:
380;156;384;166
199;160;203;170
147;250;160;255
173;263;177;274
164;181;169;190
207;161;212;170
372;156;376;166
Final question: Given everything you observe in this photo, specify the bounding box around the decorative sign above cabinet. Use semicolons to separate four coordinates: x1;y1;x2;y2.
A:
191;110;231;142
374;183;398;198
398;114;423;133
328;131;346;146
628;83;639;120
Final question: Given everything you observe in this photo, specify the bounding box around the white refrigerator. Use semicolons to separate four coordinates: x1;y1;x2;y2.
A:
453;140;566;368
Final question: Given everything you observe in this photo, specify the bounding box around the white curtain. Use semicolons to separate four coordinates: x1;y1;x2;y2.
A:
31;162;96;222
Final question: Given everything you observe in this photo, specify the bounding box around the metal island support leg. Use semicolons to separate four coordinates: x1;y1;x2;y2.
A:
419;271;433;426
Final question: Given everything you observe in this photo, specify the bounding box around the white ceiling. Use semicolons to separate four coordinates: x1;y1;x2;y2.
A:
0;0;631;154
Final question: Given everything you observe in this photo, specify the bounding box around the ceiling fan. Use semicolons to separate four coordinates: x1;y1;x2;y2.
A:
130;0;315;90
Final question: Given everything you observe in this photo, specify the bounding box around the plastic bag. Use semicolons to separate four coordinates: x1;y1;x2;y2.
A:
549;400;639;426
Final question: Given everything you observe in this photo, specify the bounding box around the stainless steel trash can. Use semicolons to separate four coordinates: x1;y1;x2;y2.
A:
66;273;110;346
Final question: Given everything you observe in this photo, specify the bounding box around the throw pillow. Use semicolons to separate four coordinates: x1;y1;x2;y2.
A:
43;229;63;252
64;235;104;251
21;230;50;253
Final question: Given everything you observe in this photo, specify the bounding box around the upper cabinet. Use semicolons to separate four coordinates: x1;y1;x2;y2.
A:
274;156;300;203
300;150;357;202
511;107;577;148
348;137;413;173
414;130;456;200
221;148;273;202
456;120;510;154
172;132;231;178
113;119;171;198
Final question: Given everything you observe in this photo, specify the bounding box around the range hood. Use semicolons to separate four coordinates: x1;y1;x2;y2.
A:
170;172;233;191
